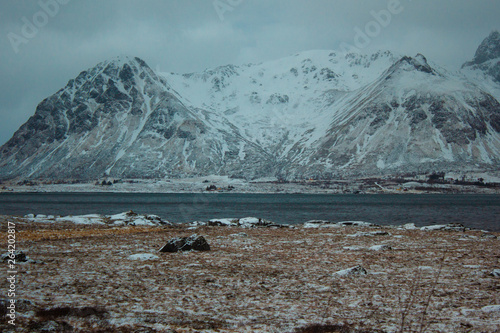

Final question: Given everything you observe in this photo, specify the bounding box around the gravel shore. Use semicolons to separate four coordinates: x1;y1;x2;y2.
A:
1;215;499;332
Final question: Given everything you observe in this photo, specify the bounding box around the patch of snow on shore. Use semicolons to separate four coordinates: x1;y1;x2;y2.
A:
334;265;368;277
55;214;105;225
24;211;169;226
128;253;159;261
481;305;500;314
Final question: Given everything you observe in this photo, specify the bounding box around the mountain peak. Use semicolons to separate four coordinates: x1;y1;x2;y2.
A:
462;31;500;83
102;55;148;67
99;55;153;76
67;55;162;93
392;54;435;74
468;31;500;65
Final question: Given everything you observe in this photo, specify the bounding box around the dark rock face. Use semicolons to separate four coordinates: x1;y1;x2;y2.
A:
159;235;211;253
287;54;500;180
319;67;338;81
398;54;435;74
266;93;290;104
463;31;500;83
0;56;274;180
469;31;500;65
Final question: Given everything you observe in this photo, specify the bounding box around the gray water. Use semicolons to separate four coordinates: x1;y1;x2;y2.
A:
0;193;499;231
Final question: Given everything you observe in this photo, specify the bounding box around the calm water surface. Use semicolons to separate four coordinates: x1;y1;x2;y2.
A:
0;193;499;231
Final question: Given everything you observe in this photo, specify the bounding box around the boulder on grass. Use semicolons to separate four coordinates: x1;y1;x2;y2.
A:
1;250;27;262
159;235;211;253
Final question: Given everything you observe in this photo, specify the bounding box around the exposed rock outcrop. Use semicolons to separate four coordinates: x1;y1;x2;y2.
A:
159;234;211;252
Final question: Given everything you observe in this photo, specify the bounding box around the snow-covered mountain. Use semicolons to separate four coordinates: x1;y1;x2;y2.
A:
0;57;274;180
1;33;499;181
162;50;400;170
463;31;500;82
291;54;500;178
462;31;500;101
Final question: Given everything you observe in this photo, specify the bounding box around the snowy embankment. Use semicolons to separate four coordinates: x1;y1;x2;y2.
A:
2;173;500;194
20;212;487;233
23;210;171;226
1;214;499;333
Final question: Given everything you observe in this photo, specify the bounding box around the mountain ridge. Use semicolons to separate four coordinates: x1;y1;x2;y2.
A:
462;31;500;84
1;36;500;181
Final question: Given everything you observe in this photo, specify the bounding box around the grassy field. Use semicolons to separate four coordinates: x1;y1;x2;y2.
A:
1;216;499;332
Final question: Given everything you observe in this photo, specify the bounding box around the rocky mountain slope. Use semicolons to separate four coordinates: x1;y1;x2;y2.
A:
290;54;500;178
463;31;500;83
1;33;499;181
0;57;274;180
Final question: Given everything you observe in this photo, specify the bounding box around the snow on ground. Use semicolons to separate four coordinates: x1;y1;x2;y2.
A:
2;173;500;194
303;221;377;229
128;253;160;261
24;211;171;226
1;215;499;332
203;217;279;228
55;214;105;225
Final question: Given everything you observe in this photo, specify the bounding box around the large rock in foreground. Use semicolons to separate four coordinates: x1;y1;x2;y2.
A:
159;235;211;253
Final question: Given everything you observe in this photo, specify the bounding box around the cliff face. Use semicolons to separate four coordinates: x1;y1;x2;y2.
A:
0;56;274;180
463;31;500;83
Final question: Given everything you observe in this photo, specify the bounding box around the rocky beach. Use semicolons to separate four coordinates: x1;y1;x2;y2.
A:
1;213;499;332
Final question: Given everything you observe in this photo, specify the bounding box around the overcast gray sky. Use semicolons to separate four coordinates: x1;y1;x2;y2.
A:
0;0;499;146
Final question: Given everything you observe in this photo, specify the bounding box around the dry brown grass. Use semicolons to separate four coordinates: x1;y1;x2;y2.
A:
1;216;499;332
16;225;166;242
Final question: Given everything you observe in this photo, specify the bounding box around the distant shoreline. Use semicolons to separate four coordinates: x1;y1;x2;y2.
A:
1;177;500;195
